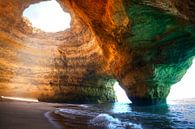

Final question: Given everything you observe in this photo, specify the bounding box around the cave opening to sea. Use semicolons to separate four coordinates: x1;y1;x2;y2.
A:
22;0;71;33
113;81;131;103
167;58;195;101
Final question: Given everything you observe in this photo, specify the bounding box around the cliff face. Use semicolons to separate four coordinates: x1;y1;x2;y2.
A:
0;0;195;105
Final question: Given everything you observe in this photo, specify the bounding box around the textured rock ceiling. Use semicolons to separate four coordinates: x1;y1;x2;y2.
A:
0;0;195;105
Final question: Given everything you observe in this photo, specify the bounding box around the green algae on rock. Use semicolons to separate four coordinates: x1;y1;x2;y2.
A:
122;1;195;105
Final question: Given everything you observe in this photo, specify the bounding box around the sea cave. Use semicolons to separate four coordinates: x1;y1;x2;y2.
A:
0;0;195;129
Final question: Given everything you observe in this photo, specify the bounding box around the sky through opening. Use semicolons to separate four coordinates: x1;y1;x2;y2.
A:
23;0;71;33
167;58;195;100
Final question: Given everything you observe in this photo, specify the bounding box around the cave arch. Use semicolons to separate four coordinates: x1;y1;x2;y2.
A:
167;58;195;100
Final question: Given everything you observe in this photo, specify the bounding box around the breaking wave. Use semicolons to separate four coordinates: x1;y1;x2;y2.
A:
89;113;142;129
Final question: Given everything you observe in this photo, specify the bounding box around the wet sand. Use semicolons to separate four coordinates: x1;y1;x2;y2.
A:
0;98;62;129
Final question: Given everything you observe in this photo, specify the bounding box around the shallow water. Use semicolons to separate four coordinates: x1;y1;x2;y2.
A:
51;99;195;129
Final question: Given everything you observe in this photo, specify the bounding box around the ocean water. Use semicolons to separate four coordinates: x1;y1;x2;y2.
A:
51;99;195;129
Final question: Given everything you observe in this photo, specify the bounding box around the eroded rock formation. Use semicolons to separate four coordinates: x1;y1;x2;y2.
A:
0;0;195;105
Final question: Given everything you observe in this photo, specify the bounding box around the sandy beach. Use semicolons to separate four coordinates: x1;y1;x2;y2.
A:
0;98;62;129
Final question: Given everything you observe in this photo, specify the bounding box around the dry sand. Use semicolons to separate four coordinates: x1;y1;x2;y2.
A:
0;98;62;129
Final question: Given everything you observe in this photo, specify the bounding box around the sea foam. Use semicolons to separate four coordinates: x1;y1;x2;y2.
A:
89;113;142;129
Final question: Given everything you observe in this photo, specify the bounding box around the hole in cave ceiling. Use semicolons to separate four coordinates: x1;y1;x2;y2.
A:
23;0;71;33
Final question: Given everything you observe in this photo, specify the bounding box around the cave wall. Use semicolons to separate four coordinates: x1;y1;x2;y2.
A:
0;0;195;105
122;1;195;105
0;0;116;103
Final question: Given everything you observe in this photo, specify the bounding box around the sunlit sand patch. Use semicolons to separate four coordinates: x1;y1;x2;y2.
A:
1;96;39;102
